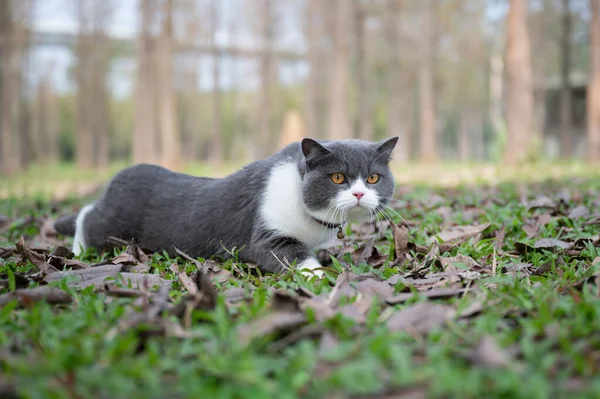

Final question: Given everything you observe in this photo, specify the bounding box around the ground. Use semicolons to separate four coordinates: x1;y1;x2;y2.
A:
2;163;600;398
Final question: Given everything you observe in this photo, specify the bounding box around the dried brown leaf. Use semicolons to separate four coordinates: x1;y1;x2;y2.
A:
533;238;572;251
355;278;395;299
173;247;231;281
435;223;490;245
527;195;557;210
386;287;469;305
351;238;388;268
494;226;506;250
386;302;456;333
15;237;58;273
238;311;307;346
390;220;409;263
439;253;479;271
568;206;591;219
169;263;197;295
0;286;72;307
467;335;512;368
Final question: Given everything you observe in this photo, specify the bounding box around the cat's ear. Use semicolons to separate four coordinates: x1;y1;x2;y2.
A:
302;138;331;160
375;136;399;163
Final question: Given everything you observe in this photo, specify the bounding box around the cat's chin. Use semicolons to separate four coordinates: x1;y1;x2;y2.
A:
346;205;376;223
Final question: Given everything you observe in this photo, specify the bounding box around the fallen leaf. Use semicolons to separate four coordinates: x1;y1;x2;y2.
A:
174;247;231;281
0;286;72;307
435;223;490;245
351;239;388;268
15;237;58;273
238;311;307;346
355;278;395;299
527;195;556;210
170;263;197;295
318;330;340;355
390;221;409;262
533;238;572;251
568;205;590;219
386;302;456;333
439;253;479;271
386;287;469;304
494;226;506;250
467;335;512;368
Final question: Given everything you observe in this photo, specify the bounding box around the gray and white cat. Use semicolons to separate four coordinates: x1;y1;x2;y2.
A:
54;137;399;277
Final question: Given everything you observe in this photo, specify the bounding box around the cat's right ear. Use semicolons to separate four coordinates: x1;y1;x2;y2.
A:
302;138;330;160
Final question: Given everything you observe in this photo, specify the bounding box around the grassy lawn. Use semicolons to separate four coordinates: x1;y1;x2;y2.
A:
2;163;600;398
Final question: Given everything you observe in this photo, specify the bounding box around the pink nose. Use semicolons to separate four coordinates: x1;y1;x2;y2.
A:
353;192;364;201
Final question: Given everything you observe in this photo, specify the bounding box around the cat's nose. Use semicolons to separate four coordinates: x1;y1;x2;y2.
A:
352;192;364;201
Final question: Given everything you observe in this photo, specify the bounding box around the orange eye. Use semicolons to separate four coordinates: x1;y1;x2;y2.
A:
331;173;346;184
367;173;379;184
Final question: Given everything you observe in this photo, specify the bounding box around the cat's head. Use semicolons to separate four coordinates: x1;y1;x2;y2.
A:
300;137;399;224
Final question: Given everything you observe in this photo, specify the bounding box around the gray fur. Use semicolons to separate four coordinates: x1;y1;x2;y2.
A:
54;137;398;273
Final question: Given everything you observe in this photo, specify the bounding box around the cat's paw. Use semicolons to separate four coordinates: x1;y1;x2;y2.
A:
298;258;325;279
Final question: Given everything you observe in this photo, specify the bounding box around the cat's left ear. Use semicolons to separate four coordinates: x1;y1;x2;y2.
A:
302;138;331;160
375;136;399;163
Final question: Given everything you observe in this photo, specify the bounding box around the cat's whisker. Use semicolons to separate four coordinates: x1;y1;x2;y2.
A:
376;204;416;235
315;204;338;246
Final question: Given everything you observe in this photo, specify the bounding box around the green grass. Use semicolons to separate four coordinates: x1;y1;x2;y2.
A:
2;166;600;398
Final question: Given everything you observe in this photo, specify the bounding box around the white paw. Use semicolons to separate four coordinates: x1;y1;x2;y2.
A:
298;258;324;279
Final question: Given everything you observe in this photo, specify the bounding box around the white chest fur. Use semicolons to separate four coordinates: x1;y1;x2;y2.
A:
260;162;335;248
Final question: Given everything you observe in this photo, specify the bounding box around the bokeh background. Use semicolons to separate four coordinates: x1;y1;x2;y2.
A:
1;0;599;188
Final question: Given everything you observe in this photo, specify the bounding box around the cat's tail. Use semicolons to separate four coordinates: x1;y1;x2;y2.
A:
54;213;78;236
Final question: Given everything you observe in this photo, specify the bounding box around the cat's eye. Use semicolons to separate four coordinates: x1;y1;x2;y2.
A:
331;173;346;184
367;173;379;184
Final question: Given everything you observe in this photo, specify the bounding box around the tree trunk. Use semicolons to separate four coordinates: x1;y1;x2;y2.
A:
588;0;600;162
304;0;320;139
504;0;535;164
156;0;180;170
34;71;59;164
385;0;408;161
559;0;572;159
91;14;109;169
133;0;158;165
458;112;471;161
17;13;31;170
0;1;19;175
256;0;273;159
75;2;95;169
355;0;372;141
327;0;352;140
210;0;222;164
419;0;437;163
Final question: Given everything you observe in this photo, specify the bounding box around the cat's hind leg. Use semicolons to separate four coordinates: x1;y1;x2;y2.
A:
72;204;95;256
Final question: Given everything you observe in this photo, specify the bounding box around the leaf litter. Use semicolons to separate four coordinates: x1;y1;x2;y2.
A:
4;178;600;397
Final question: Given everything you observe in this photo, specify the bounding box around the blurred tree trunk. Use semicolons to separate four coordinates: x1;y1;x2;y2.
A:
257;0;273;159
419;0;437;163
0;0;20;175
588;0;600;162
559;0;572;159
33;71;59;164
210;0;222;163
385;0;407;161
91;2;110;169
327;0;352;140
15;1;32;170
304;0;320;138
75;2;94;169
355;0;372;141
133;0;158;164
458;112;471;161
504;0;535;164
156;0;181;170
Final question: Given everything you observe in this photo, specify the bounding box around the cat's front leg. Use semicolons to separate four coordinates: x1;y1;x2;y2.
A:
250;233;325;278
296;257;324;278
